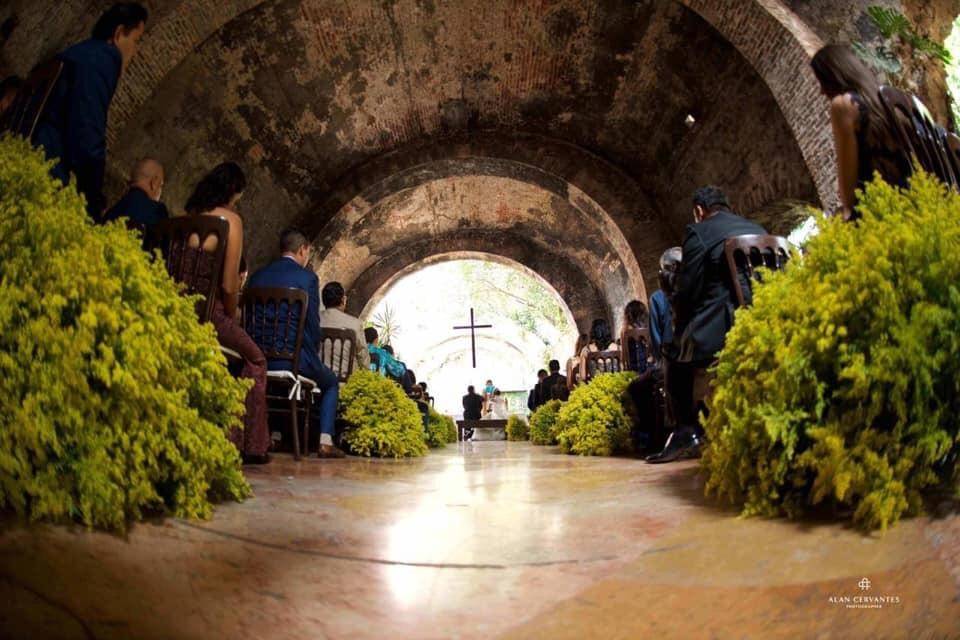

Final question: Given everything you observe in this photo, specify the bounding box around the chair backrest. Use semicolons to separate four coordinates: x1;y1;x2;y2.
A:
584;350;622;382
1;59;63;139
723;234;792;308
155;215;229;323
566;358;579;389
242;287;308;375
878;85;958;189
319;327;357;384
620;326;651;372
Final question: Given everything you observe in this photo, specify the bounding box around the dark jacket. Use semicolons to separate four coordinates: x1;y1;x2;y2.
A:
648;289;672;360
463;393;483;420
246;257;323;376
538;373;567;403
103;187;169;251
672;209;766;363
33;39;122;219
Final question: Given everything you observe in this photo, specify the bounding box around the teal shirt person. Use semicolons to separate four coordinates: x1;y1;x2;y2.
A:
367;344;406;379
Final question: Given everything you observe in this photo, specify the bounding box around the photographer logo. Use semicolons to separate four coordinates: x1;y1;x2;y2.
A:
828;577;901;609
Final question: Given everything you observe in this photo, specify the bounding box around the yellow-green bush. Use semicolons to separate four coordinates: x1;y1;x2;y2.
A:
426;406;457;448
506;415;529;441
529;400;562;445
555;373;636;456
340;370;428;457
0;136;250;532
703;172;960;531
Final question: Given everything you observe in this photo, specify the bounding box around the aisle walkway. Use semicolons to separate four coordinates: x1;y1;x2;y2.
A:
1;443;957;639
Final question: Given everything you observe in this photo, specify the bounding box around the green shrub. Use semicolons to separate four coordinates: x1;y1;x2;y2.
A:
426;406;457;447
506;415;529;441
0;136;251;532
529;400;562;445
340;370;428;457
555;372;636;456
703;171;960;531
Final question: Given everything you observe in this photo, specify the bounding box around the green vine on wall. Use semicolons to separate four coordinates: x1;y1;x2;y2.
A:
853;6;951;77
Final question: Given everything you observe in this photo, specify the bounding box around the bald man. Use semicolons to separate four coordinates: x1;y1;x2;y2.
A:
102;157;168;250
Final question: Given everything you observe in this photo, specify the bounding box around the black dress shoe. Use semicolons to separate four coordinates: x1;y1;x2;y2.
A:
645;432;702;464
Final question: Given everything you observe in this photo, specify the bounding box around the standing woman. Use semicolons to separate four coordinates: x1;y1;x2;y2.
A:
185;162;270;463
811;44;911;220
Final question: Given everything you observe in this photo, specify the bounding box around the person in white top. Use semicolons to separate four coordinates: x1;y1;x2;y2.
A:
319;281;370;374
579;318;618;381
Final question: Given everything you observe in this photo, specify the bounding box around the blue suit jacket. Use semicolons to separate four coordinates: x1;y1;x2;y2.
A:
33;39;122;219
103;187;169;251
246;257;323;375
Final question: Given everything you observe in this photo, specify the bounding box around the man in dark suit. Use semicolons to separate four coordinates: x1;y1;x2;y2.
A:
462;386;483;420
247;229;344;458
527;369;547;412
648;186;766;464
33;3;147;220
538;360;567;403
102;158;167;251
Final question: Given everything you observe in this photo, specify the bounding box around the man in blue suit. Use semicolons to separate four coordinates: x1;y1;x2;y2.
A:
33;3;147;220
247;229;345;458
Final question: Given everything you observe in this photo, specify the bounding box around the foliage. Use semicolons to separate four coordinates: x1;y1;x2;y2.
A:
702;172;960;532
506;415;529;441
866;6;950;64
0;136;251;532
370;303;400;346
340;370;428;458
529;400;563;445
555;373;636;456
426;406;458;447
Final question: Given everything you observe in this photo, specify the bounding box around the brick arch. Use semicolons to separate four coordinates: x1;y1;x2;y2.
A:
107;0;834;206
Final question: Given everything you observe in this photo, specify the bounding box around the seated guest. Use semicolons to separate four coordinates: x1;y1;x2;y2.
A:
0;75;23;119
539;360;567;402
418;382;432;404
649;247;681;362
622;300;651;373
463;385;483;420
319;281;370;374
811;44;910;221
579;318;618;381
366;329;407;379
648;186;766;464
33;3;148;220
247;228;344;459
183;162;269;463
621;300;661;453
528;369;547;412
102;158;168;251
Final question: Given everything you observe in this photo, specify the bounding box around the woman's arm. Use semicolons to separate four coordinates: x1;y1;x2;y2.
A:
831;94;861;218
221;211;244;317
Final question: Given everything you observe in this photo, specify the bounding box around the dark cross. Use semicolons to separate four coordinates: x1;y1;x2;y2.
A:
453;307;493;368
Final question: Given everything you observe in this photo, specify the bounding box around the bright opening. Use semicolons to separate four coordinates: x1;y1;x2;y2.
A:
362;258;579;418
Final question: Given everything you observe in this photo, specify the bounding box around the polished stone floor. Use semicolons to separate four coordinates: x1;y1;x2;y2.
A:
1;442;958;639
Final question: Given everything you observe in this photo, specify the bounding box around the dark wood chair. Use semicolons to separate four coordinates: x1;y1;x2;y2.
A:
155;215;229;323
566;357;580;390
620;326;652;373
723;234;792;308
242;287;314;460
319;327;357;385
0;58;63;139
878;86;958;189
369;351;381;373
583;350;622;382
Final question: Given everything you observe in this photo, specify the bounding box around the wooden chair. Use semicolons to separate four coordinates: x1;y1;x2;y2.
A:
620;326;652;373
242;287;314;460
155;215;229;323
583;350;622;382
878;86;958;189
0;58;63;139
723;234;792;308
369;350;381;373
566;358;580;390
319;327;357;385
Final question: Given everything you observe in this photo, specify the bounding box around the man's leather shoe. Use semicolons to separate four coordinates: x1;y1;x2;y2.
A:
645;432;702;464
318;444;347;459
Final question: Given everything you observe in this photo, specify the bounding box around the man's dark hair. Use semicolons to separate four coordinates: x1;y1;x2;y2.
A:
364;327;378;343
279;228;308;255
419;382;427;391
467;385;475;393
548;359;560;373
0;75;23;97
92;3;148;40
692;186;730;213
322;281;345;308
590;318;612;348
537;369;547;378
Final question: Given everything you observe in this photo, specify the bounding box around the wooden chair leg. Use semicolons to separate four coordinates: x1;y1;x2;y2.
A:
302;396;311;458
290;397;301;461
